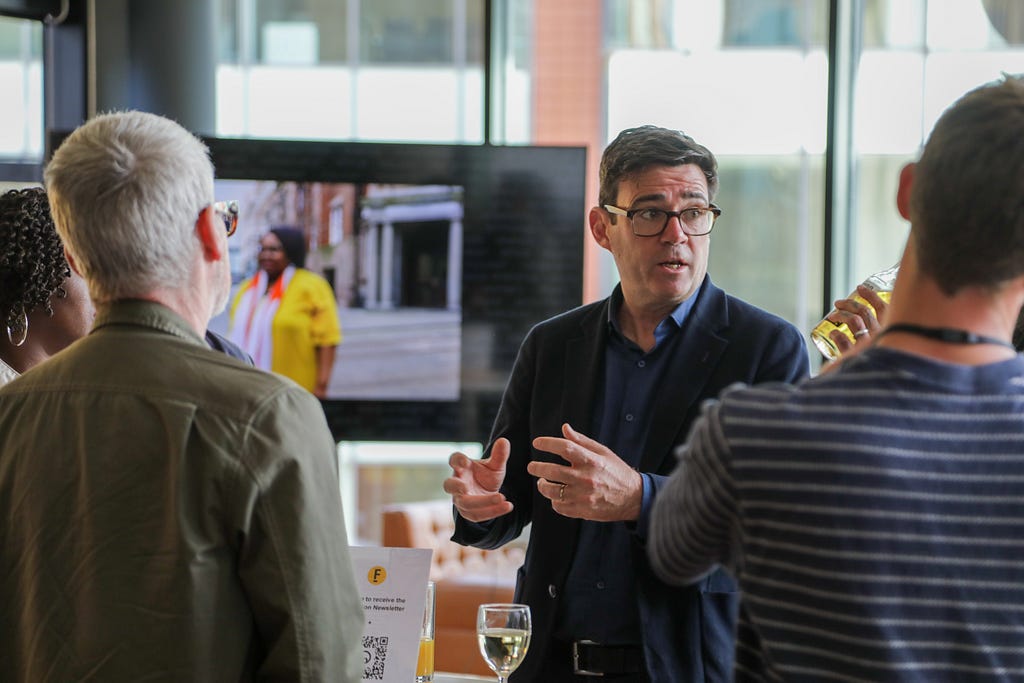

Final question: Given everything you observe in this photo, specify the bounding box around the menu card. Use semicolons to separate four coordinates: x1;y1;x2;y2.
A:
349;546;433;682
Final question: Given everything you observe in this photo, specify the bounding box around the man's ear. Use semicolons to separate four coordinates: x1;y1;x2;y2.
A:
196;206;225;261
896;162;915;221
589;205;612;251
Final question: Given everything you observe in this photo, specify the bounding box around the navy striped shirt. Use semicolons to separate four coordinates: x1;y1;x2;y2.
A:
650;348;1024;682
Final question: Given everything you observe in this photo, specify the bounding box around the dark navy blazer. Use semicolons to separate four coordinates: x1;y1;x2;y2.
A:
453;277;809;682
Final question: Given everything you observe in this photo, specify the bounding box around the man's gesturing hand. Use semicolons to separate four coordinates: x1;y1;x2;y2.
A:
443;437;514;522
528;423;643;522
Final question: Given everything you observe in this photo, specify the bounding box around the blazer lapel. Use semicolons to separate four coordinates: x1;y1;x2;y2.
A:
638;280;731;473
560;299;609;435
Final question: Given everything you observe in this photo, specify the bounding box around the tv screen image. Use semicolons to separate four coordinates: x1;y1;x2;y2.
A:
213;178;464;402
48;133;587;443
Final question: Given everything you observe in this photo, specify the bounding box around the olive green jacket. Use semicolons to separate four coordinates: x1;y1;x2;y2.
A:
0;299;363;682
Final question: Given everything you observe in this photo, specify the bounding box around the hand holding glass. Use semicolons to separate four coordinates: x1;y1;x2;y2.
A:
811;263;898;360
476;603;531;683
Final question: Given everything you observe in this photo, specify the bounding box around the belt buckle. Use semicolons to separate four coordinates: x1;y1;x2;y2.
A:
572;640;605;677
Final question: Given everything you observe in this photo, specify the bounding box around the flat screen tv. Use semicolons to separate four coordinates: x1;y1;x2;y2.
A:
48;133;586;443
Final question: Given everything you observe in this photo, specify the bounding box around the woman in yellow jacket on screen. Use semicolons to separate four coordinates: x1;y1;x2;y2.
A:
229;226;341;398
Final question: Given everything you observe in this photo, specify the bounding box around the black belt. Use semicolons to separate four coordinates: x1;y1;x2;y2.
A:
572;640;644;677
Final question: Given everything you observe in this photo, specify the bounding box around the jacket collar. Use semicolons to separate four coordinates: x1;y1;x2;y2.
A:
92;299;206;347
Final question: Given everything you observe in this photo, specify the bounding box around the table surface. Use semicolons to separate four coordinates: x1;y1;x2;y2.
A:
434;673;493;682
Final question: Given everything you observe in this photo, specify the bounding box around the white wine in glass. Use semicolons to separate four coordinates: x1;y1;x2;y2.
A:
476;603;531;683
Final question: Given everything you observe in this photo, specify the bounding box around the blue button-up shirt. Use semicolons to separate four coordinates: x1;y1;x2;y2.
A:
554;287;697;644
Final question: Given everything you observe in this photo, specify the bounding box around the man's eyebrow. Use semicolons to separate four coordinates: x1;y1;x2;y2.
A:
630;190;709;205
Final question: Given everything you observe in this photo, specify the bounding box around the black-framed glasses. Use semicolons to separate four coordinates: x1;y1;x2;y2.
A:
603;203;721;237
213;200;239;237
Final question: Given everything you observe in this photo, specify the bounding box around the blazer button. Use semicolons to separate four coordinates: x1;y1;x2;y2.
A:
548;584;558;598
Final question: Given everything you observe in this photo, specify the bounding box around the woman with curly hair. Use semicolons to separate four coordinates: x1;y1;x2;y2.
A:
0;186;95;385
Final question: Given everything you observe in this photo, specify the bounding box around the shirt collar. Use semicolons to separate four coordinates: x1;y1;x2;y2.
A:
606;282;701;341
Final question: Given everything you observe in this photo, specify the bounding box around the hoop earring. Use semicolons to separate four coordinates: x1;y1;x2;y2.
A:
6;306;28;347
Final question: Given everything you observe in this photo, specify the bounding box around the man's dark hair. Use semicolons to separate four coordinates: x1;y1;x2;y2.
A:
0;187;70;330
910;75;1024;295
597;125;719;209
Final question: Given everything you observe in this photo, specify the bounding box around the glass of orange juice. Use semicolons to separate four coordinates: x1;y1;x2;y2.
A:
416;580;435;682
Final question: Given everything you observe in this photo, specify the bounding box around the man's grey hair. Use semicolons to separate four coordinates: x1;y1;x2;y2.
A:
44;110;215;303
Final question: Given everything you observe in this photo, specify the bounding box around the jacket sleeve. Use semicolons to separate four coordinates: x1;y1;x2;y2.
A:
452;325;541;550
754;318;811;385
235;385;365;682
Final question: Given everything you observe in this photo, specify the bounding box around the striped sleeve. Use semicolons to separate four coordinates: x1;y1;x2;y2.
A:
649;397;741;585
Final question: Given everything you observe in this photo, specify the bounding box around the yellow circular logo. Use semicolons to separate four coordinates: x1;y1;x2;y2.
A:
367;566;388;584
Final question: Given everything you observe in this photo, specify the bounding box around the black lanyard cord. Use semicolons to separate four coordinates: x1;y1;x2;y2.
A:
874;323;1016;351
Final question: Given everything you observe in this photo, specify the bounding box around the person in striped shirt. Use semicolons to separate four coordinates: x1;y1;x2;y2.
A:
649;73;1024;682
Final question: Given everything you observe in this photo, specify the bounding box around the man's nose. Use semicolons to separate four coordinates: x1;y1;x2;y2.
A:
661;214;689;243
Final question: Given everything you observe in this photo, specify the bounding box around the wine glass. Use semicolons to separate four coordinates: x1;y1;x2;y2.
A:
476;603;531;683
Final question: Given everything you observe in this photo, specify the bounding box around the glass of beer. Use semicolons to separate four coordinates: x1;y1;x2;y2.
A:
811;263;898;360
416;581;435;682
476;603;531;683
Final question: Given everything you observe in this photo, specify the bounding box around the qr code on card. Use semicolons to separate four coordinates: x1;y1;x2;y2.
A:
362;635;388;680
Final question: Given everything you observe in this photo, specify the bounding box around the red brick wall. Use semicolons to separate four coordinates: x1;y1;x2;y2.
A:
531;0;605;303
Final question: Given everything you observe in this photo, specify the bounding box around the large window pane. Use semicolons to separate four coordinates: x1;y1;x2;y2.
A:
489;0;533;143
217;0;484;142
0;16;42;163
604;0;827;348
849;0;1024;290
713;156;824;333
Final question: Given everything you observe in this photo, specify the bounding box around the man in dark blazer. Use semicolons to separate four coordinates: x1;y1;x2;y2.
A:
444;125;809;682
